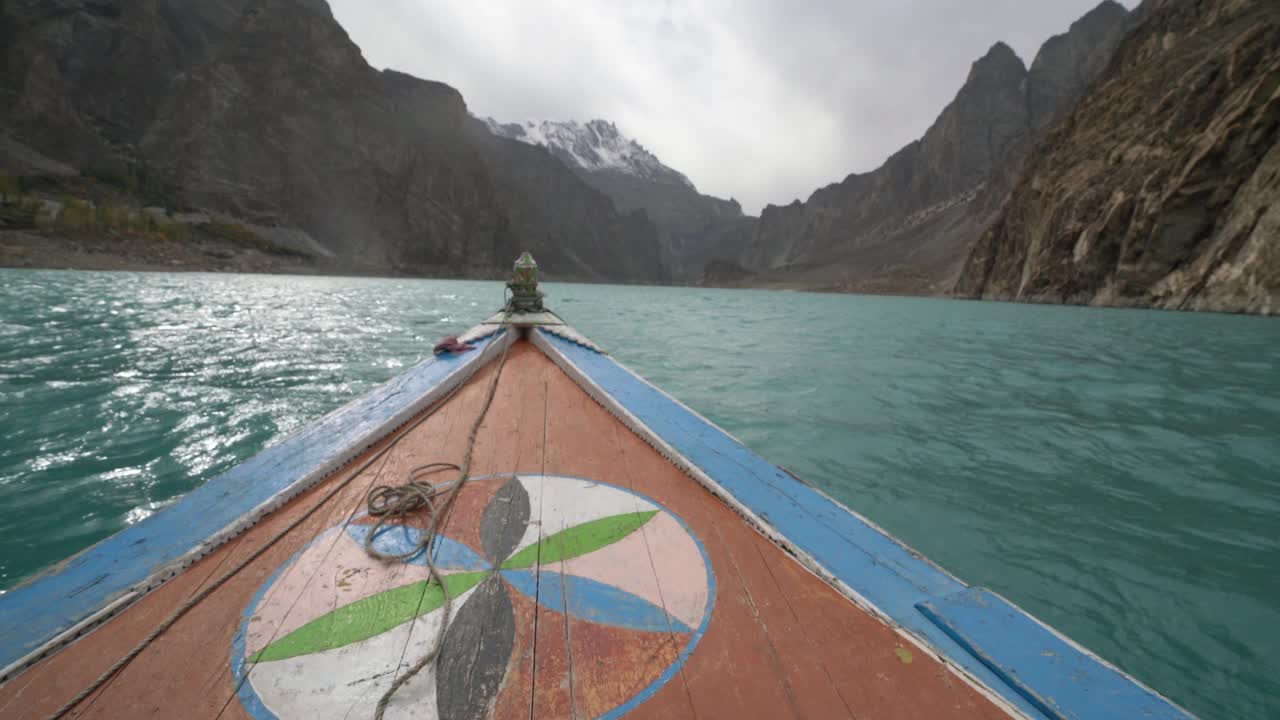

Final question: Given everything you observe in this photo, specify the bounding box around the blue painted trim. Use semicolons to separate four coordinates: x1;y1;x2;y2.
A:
0;333;502;673
538;329;1194;720
917;588;1191;720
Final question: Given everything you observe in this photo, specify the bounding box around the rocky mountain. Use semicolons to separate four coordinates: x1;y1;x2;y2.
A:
0;0;667;282
955;0;1279;314
712;1;1132;293
484;118;744;281
484;118;693;187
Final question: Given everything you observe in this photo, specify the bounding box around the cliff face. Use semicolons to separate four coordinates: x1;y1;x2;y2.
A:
721;1;1131;293
955;0;1280;313
0;0;666;282
736;42;1029;287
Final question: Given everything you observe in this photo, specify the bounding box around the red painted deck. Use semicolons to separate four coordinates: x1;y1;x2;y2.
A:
0;341;1013;720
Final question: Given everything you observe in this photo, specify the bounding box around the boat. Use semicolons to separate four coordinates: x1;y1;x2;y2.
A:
0;255;1195;720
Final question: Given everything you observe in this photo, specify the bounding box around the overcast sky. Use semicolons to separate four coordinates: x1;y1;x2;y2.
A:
329;1;1131;215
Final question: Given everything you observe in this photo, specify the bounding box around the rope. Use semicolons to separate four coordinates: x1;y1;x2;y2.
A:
370;321;513;719
363;462;460;561
47;325;512;720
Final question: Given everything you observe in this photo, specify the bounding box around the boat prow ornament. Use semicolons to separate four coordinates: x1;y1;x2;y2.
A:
477;251;604;350
506;251;544;313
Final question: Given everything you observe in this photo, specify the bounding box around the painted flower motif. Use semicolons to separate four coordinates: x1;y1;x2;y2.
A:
235;475;714;720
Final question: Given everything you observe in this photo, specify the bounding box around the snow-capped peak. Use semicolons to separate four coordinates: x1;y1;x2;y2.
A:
483;117;694;189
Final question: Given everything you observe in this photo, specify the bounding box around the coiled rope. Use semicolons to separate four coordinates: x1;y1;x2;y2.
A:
48;322;512;720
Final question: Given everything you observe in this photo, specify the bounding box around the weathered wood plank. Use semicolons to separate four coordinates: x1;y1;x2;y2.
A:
607;445;800;718
703;518;854;720
607;420;700;720
540;365;799;720
542;364;694;719
490;349;550;720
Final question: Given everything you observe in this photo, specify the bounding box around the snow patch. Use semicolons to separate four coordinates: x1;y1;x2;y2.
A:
482;117;694;189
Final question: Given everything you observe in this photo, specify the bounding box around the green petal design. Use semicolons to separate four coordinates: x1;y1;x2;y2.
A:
501;511;658;570
249;570;488;663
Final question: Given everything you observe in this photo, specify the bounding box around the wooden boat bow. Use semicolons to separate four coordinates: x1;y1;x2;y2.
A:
0;258;1196;720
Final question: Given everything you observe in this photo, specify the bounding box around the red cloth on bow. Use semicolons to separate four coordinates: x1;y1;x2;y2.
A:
433;335;475;355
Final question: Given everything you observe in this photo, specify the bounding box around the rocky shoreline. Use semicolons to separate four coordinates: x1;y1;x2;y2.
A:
953;0;1280;317
0;229;317;276
0;227;653;285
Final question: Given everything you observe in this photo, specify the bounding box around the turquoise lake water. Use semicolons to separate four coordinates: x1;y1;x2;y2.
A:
0;269;1277;719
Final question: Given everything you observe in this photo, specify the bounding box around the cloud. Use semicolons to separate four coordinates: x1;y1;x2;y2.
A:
329;0;1134;215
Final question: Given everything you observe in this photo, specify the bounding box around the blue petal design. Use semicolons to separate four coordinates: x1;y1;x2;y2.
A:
429;535;492;571
503;569;691;633
345;524;489;571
